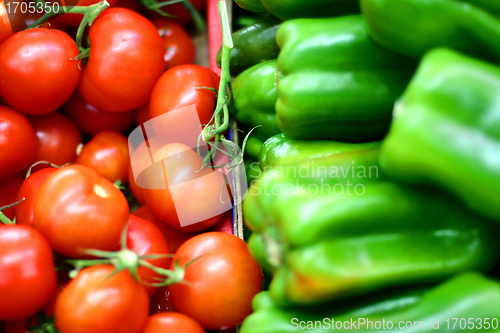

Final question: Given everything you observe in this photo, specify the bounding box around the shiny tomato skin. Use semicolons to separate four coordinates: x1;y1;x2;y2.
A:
55;265;150;333
55;0;118;27
33;165;129;258
0;106;37;181
0;225;58;321
152;19;195;70
132;206;197;253
170;232;262;330
15;168;57;228
28;112;82;171
0;175;23;220
75;131;130;184
140;312;205;333
0;29;80;115
150;286;177;313
126;215;171;297
79;8;164;112
62;90;136;136
149;64;219;126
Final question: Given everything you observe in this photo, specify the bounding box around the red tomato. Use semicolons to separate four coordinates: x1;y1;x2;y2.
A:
141;143;231;232
149;64;219;126
0;106;37;181
0;175;23;220
132;206;197;253
0;0;26;44
79;8;164;112
0;29;80;115
150;286;177;313
149;0;206;26
55;265;150;333
55;0;118;27
27;112;82;172
61;90;136;136
15;168;57;228
152;19;195;70
33;165;129;258
140;312;205;333
75;131;130;184
129;164;146;205
210;210;233;234
126;215;171;297
170;232;262;330
0;225;57;321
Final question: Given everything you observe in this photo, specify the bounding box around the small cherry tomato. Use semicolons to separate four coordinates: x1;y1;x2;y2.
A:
0;175;23;220
33;165;129;258
55;0;118;27
55;265;150;333
170;232;263;330
0;29;80;115
152;19;195;70
150;286;177;314
0;225;58;321
76;131;130;184
79;8;164;112
15;168;57;228
28;112;82;172
0;106;37;181
140;312;205;333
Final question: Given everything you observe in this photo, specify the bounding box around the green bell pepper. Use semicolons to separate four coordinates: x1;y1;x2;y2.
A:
275;15;417;142
234;0;268;13
259;133;381;169
244;148;500;306
231;60;281;142
361;0;500;62
217;17;281;74
259;0;359;20
241;273;500;333
379;48;500;224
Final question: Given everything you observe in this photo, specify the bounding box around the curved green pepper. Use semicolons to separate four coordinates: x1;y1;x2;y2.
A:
259;0;359;20
259;133;381;169
232;60;281;142
361;0;500;62
217;17;281;74
379;49;500;224
234;0;268;13
241;273;500;333
276;15;417;142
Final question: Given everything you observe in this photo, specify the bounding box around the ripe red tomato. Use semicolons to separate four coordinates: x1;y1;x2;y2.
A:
15;168;57;228
149;64;219;126
126;215;171;297
132;206;198;253
27;112;82;172
0;29;80;115
170;232;262;330
150;286;177;313
62;90;136;136
79;8;164;112
76;131;130;184
141;143;231;232
0;225;58;321
55;0;118;27
152;19;195;70
210;210;233;234
55;265;150;333
33;165;129;258
0;175;23;220
0;106;37;181
140;312;205;333
0;0;25;44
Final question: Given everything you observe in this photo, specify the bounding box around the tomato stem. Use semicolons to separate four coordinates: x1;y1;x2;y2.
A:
0;198;25;225
26;161;69;178
140;0;206;33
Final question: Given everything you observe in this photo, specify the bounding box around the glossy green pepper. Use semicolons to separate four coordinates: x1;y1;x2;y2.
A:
259;0;359;20
217;17;281;74
259;133;381;169
380;49;500;224
232;60;281;142
240;273;500;333
361;0;500;62
244;149;500;306
275;15;417;142
234;0;268;13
